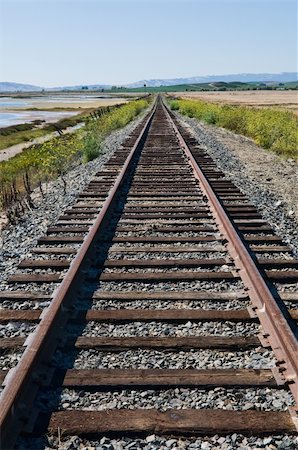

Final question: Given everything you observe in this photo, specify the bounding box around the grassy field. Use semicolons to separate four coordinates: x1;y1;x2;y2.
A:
0;98;151;220
104;81;298;94
172;90;298;114
169;98;298;160
0;122;52;150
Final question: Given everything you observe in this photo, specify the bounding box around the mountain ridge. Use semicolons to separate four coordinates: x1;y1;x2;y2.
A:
0;82;44;92
0;72;297;92
127;72;298;87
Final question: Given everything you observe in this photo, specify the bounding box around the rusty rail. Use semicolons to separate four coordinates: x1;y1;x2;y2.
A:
162;99;298;416
0;101;157;450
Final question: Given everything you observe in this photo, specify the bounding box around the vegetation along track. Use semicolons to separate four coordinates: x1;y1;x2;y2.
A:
0;96;298;449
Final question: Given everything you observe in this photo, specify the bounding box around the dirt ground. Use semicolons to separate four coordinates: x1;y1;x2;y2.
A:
172;90;298;113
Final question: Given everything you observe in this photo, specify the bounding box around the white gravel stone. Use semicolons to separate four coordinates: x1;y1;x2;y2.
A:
0;322;36;338
108;251;228;261
98;280;245;292
90;299;250;310
36;387;294;413
16;434;298;450
74;321;260;338
0;350;22;370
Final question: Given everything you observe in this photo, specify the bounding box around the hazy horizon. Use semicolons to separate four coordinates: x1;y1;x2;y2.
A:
0;0;297;87
1;70;297;89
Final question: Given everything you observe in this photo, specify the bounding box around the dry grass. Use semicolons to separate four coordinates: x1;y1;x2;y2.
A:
170;98;298;160
171;90;298;114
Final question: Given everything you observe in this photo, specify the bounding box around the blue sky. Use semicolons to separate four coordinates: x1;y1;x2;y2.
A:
0;0;297;86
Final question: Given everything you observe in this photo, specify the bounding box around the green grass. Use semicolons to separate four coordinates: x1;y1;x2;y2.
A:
169;98;298;160
0;97;151;215
0;127;55;150
0;122;37;136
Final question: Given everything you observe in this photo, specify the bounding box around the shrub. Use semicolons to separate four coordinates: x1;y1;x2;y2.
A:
202;110;218;125
82;132;101;162
169;99;298;160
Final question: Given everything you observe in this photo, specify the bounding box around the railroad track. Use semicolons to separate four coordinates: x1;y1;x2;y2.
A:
0;96;297;448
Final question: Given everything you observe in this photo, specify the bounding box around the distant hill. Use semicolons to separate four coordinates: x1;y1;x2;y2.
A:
0;82;43;92
127;72;298;88
49;84;111;91
1;72;297;92
107;80;298;93
0;82;110;93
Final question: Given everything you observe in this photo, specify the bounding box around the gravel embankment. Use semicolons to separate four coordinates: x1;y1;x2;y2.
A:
171;109;298;256
0;108;150;284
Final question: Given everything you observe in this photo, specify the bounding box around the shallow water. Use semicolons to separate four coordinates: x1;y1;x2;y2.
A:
0;110;77;128
0;95;123;109
0;95;127;128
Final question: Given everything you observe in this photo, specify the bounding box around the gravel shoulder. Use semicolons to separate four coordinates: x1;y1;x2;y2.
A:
171;110;298;255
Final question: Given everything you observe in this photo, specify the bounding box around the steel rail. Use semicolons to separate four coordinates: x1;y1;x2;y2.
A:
162;99;298;422
0;100;157;450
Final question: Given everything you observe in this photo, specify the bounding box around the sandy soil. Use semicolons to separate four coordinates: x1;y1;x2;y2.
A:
172;90;298;113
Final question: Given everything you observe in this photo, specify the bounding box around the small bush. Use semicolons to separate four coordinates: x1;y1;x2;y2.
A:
82;134;101;162
202;111;218;124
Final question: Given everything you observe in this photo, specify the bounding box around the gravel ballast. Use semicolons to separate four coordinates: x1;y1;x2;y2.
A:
76;321;260;337
37;386;293;412
16;434;298;450
90;299;250;310
54;348;276;371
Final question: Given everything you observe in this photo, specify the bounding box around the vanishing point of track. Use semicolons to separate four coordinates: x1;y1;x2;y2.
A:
0;96;298;448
